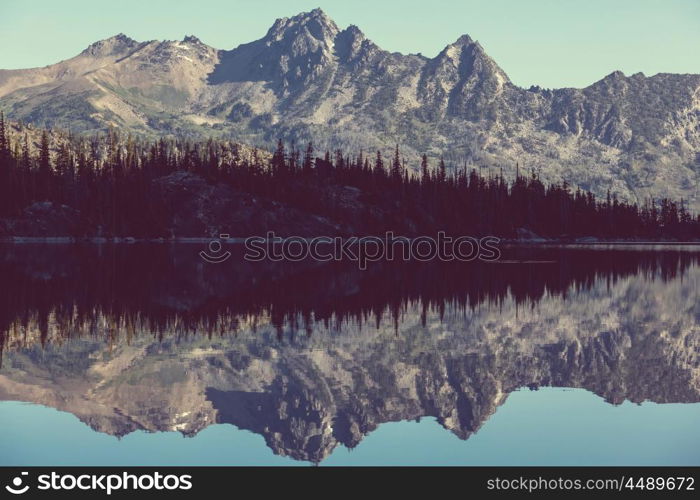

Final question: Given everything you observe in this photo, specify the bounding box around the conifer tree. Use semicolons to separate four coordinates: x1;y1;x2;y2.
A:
303;142;314;172
438;156;446;184
420;154;429;184
271;139;286;184
374;150;383;175
0;111;8;159
391;145;402;180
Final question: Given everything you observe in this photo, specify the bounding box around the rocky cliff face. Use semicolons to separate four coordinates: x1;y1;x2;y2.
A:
1;258;698;462
0;9;699;208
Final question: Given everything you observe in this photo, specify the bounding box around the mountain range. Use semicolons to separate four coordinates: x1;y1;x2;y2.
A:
1;8;699;208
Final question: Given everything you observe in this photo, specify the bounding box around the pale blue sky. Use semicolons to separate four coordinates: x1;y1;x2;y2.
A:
2;389;699;465
1;0;699;88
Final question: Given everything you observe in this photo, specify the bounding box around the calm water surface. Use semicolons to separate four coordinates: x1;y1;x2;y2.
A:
1;244;699;465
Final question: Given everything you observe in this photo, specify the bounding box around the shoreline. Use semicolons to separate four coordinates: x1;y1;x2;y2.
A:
1;236;700;246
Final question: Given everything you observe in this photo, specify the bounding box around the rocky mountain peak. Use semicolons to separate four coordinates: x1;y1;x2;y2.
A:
182;35;203;45
419;33;511;113
220;8;342;89
334;24;378;64
587;70;632;95
605;70;626;80
264;8;339;48
436;34;510;84
336;24;365;45
451;34;475;46
81;33;139;58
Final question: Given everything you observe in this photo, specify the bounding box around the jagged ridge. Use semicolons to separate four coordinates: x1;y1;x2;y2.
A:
0;9;699;209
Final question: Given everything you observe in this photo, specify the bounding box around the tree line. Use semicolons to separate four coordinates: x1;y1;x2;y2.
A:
0;113;698;239
1;245;697;356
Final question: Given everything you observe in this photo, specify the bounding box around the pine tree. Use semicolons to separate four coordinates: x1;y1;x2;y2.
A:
420;154;429;184
21;134;30;171
0;111;8;158
391;144;402;180
303;142;314;172
0;112;8;215
374;150;383;174
271;139;286;174
438;156;446;184
37;131;53;201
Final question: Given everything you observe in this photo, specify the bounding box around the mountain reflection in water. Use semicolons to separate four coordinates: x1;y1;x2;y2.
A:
0;244;699;463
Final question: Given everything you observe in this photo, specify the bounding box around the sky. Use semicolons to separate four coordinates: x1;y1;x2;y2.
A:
0;0;699;89
3;389;699;465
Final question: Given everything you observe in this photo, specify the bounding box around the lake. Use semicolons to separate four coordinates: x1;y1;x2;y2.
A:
1;244;699;465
